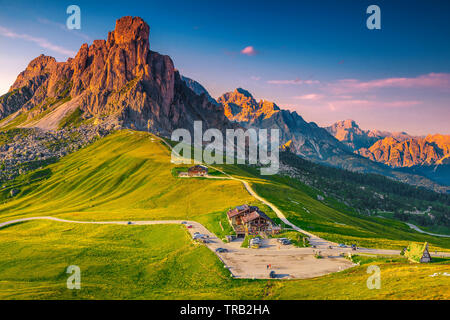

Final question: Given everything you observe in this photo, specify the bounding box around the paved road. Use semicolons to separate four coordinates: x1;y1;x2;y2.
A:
406;223;450;238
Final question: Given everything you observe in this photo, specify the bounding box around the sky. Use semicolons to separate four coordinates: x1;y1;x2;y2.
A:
0;0;449;135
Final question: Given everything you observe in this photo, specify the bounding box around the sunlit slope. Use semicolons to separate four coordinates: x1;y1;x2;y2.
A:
0;130;256;226
1;129;449;250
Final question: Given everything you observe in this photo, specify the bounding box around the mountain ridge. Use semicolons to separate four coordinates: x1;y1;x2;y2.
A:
326;119;412;151
0;16;232;136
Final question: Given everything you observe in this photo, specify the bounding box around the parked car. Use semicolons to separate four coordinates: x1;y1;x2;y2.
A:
127;221;133;225
215;248;228;253
281;239;291;245
193;232;200;235
277;238;288;243
269;271;276;278
187;225;193;229
198;239;209;244
339;244;346;248
351;244;357;251
250;238;261;249
181;221;187;224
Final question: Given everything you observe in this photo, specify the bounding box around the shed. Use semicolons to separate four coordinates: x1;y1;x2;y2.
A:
404;242;432;263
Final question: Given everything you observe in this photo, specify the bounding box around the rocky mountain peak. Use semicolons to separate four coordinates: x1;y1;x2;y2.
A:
109;16;150;45
342;119;358;128
235;88;253;98
0;16;231;136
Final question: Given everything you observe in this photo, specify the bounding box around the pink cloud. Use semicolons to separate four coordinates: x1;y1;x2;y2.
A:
294;94;324;100
267;78;320;85
241;46;258;56
319;99;422;111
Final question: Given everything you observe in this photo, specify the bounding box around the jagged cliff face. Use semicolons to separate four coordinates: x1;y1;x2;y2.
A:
358;135;450;167
326;119;411;151
218;88;280;122
218;88;348;160
0;16;230;135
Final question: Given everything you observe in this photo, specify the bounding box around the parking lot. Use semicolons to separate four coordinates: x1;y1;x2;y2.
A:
184;222;356;279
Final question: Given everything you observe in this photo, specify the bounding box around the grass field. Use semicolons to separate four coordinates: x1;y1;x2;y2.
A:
0;130;262;238
0;220;448;300
1;129;450;299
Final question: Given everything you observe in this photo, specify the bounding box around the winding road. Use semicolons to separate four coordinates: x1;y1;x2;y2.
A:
406;223;450;238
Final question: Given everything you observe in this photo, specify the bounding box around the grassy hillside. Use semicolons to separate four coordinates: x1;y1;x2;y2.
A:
0;220;448;300
217;163;450;251
1;129;449;251
0;130;261;238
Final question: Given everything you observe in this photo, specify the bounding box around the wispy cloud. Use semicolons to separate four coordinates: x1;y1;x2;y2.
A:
267;78;320;85
241;46;258;56
294;94;323;100
0;25;76;57
316;99;422;112
327;73;450;94
37;18;92;42
250;76;261;81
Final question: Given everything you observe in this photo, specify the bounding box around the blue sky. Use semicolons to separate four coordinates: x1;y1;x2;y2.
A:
0;0;449;135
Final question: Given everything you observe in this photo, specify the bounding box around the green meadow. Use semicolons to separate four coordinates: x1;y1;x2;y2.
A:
0;220;448;300
1;129;450;299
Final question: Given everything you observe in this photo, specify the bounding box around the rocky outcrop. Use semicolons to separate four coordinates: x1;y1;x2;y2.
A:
0;16;231;136
218;88;279;122
358;135;450;168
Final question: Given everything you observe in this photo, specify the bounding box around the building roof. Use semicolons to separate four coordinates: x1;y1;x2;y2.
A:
188;165;208;172
227;204;250;218
242;209;273;224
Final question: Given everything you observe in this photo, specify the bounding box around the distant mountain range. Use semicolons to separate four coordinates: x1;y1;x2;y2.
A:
325;119;412;151
182;77;450;190
325;119;450;170
217;88;347;161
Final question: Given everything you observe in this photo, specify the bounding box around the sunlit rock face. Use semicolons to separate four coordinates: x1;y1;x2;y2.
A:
218;88;348;160
1;16;231;136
